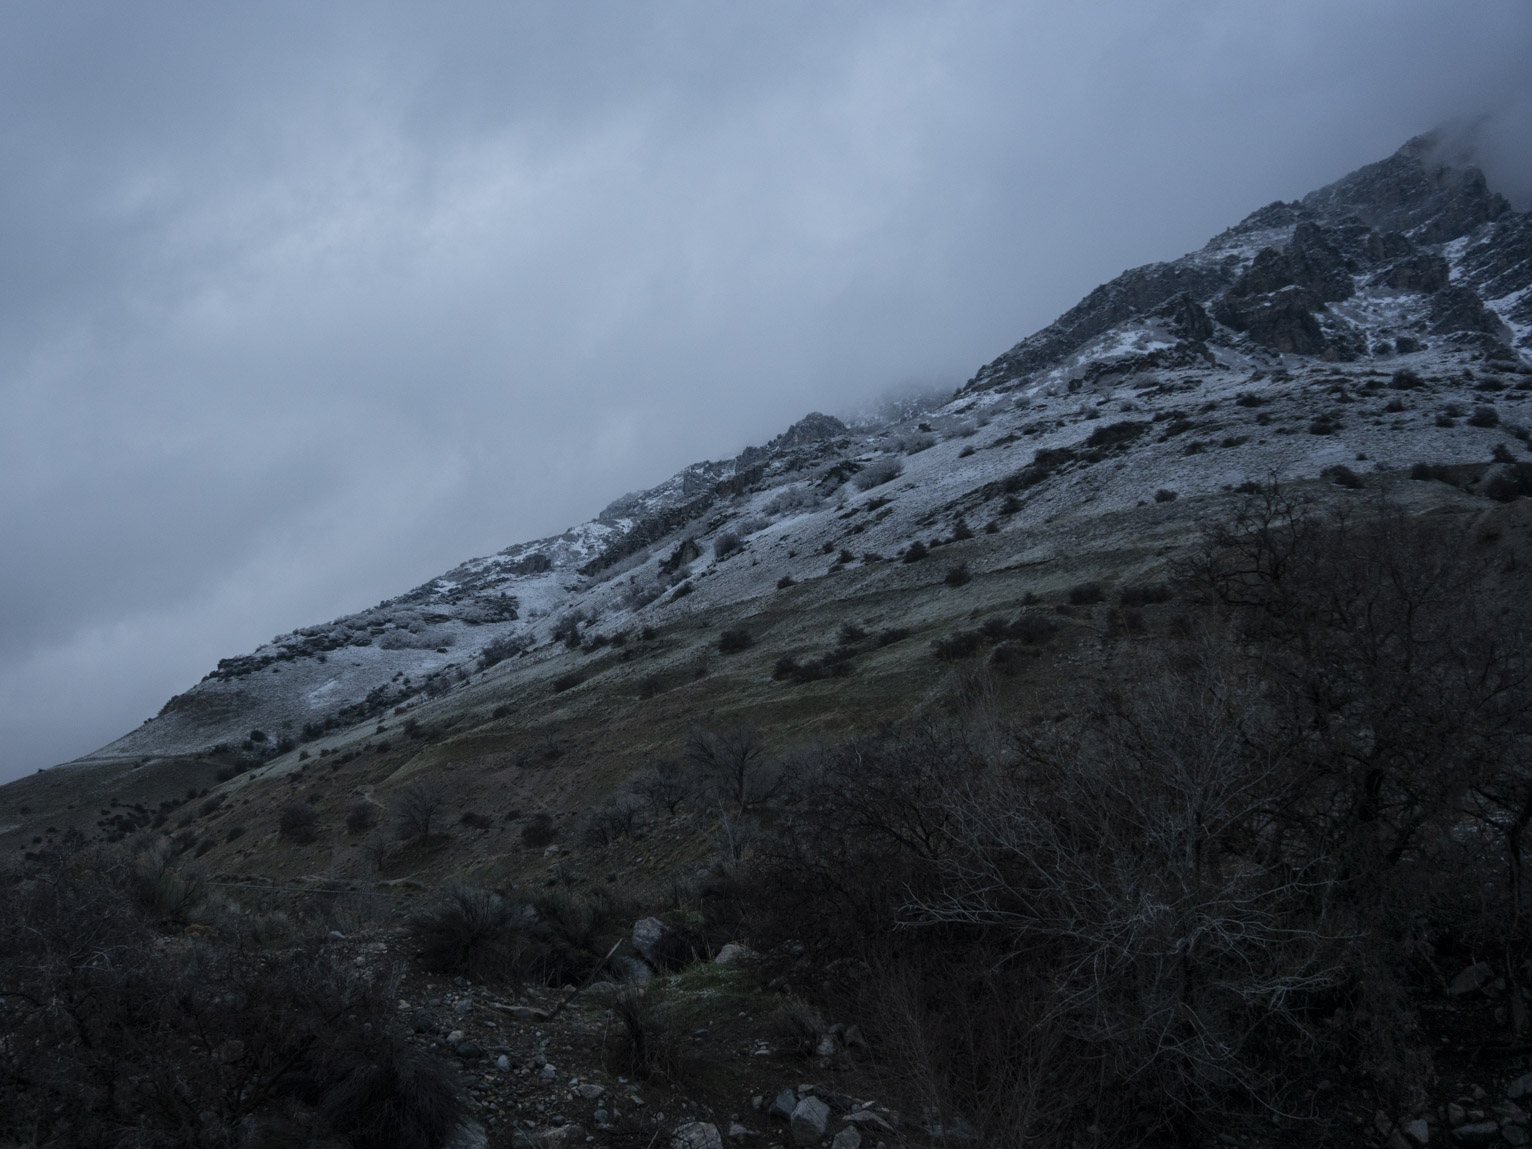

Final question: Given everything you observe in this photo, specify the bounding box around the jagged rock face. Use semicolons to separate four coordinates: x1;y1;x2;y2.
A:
968;132;1531;390
1299;133;1510;244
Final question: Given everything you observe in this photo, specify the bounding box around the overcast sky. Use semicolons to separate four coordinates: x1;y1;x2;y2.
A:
2;1;1530;781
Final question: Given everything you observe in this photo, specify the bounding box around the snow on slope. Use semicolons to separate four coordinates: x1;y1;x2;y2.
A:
73;133;1532;766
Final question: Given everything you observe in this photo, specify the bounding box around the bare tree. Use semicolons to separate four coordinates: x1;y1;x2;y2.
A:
390;782;444;842
684;727;780;814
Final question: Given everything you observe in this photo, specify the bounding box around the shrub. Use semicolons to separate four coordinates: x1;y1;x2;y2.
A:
478;634;527;670
902;540;929;563
390;782;443;842
1321;464;1364;489
406;881;518;977
1469;405;1500;428
1390;368;1424;389
714;531;744;559
521;812;557;849
1067;581;1104;605
1118;583;1171;608
875;626;911;646
854;457;905;490
552;671;585;693
718;628;753;654
1485;464;1532;502
930;630;983;660
459;811;495;830
319;1043;462;1149
581;794;645;848
770;998;828;1059
1153;488;1178;503
279;802;319;844
943;563;972;588
345;800;380;833
605;982;689;1082
1083;420;1148;450
1409;462;1458;484
838;622;867;645
777;574;796;589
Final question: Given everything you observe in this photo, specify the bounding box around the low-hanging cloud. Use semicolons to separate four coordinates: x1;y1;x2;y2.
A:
2;0;1531;780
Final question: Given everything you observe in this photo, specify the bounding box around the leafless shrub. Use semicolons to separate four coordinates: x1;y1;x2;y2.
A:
684;727;782;814
632;760;693;815
604;983;691;1083
769;997;827;1058
581;793;646;848
390;782;444;842
853;457;904;490
345;799;381;833
521;812;557;849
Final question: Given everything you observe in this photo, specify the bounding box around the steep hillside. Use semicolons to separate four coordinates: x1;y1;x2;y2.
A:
5;131;1532;859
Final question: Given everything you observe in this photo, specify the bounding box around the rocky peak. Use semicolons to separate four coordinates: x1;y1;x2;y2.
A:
1301;131;1511;243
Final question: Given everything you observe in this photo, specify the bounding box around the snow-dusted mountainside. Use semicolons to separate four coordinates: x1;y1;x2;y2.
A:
75;133;1532;766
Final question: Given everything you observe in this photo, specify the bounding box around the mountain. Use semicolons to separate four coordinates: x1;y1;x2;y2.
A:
4;129;1531;842
7;132;1532;1149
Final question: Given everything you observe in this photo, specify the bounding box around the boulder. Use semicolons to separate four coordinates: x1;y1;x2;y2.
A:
830;1129;861;1149
632;918;669;957
790;1097;831;1146
769;1089;798;1122
671;1123;724;1149
1448;962;1494;996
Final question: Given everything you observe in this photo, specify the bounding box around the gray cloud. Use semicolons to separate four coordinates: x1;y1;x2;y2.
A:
3;0;1531;780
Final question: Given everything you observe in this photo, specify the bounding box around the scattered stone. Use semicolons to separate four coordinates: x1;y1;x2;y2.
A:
538;1064;557;1080
594;1110;609;1124
454;997;474;1015
714;943;752;964
841;1025;866;1049
672;1122;724;1149
1402;1118;1430;1145
577;1084;605;1100
213;1039;245;1064
457;1042;485;1060
1448;963;1494;996
448;1030;466;1045
769;1090;797;1122
444;1121;488;1149
790;1097;830;1146
1511;1074;1532;1101
496;1004;552;1022
609;955;655;983
1450;1121;1499;1144
843;1112;895;1135
497;1055;512;1071
512;1124;585;1148
632;917;677;965
830;1129;861;1149
1448;1104;1468;1127
814;1035;836;1058
1505;1126;1529;1147
728;1124;750;1140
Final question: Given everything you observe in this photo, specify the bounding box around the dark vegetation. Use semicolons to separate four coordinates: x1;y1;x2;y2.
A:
11;485;1532;1147
0;843;461;1147
734;486;1532;1145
